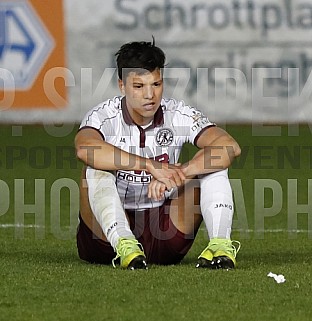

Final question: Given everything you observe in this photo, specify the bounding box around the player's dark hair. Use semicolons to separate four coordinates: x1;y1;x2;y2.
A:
115;37;166;81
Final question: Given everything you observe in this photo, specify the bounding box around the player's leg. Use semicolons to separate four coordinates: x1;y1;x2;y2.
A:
169;178;202;236
128;191;202;265
119;179;202;266
77;167;147;269
155;178;203;263
196;169;240;269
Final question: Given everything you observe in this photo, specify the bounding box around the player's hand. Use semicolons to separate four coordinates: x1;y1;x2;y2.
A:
146;161;185;191
148;178;166;201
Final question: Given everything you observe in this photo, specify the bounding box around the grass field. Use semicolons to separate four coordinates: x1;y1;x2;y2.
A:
1;124;312;321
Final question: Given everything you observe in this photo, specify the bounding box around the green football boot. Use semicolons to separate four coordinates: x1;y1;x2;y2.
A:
196;238;241;270
113;238;148;270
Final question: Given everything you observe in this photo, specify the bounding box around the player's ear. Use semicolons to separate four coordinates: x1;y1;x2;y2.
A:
118;79;125;95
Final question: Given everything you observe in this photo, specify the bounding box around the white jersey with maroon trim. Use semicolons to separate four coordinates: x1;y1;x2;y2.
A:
79;96;215;210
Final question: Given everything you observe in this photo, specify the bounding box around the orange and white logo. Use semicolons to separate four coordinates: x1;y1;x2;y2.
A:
0;0;66;109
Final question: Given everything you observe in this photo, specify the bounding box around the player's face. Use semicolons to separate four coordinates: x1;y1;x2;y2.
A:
119;69;163;126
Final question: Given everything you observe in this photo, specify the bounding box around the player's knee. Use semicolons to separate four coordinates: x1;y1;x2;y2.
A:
93;169;115;181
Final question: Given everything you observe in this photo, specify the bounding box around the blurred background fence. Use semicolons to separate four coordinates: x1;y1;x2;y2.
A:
1;0;312;125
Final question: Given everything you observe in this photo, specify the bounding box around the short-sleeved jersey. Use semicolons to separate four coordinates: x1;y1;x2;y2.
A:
79;96;215;210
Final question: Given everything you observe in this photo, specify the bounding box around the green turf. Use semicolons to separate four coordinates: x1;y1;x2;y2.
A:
1;124;312;321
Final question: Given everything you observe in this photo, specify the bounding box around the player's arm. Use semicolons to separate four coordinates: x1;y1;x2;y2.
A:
75;127;185;189
75;127;143;171
181;126;241;178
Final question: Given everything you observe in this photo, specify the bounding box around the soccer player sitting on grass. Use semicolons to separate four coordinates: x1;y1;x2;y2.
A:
75;39;241;270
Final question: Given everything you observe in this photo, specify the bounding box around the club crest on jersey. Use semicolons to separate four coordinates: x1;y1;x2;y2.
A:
156;128;174;146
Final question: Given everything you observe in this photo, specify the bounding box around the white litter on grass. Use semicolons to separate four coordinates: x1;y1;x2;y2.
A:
267;272;286;284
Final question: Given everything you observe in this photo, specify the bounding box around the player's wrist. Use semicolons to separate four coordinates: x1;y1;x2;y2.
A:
181;161;197;178
144;158;154;173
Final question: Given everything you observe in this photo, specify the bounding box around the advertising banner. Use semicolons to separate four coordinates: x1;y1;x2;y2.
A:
1;0;312;123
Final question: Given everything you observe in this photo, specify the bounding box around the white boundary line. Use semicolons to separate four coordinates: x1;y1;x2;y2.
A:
235;229;310;233
199;227;310;233
0;224;309;233
0;224;45;228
